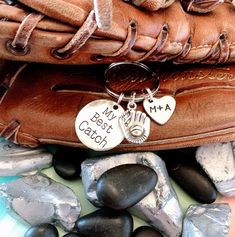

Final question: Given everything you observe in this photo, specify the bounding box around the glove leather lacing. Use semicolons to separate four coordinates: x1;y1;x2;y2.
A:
52;10;98;60
6;11;44;55
0;120;21;142
3;0;231;64
0;63;39;146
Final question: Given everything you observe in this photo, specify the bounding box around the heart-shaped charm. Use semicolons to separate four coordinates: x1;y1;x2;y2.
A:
143;96;176;125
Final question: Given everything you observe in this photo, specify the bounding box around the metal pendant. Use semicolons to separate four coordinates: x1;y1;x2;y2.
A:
119;109;150;144
75;99;124;151
143;95;176;125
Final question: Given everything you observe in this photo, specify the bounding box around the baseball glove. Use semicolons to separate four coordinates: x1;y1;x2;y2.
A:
1;60;235;151
0;0;235;65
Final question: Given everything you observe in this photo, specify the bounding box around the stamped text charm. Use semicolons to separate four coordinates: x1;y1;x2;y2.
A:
75;100;124;151
143;96;176;125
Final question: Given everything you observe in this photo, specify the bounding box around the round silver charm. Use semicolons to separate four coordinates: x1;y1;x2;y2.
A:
75;100;125;151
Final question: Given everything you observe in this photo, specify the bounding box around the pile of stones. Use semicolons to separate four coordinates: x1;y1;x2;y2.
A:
0;139;233;237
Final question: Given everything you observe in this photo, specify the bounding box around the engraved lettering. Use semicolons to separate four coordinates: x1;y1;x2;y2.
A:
79;121;88;131
150;106;156;113
90;112;114;133
208;72;235;81
99;136;107;148
78;119;109;148
102;107;117;121
90;129;97;139
96;119;103;126
101;122;108;130
95;135;101;143
78;110;116;149
149;105;167;113
119;74;148;83
84;127;92;136
106;125;113;134
90;112;100;123
163;67;235;83
165;104;171;111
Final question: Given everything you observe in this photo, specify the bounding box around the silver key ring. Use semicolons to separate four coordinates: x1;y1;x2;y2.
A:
104;62;160;102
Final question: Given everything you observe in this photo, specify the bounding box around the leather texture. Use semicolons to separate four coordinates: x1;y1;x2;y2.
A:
1;61;235;150
0;0;235;64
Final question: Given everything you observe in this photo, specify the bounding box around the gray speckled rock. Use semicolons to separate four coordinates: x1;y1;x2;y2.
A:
81;152;183;237
196;142;235;196
182;204;231;237
0;173;81;231
0;139;52;176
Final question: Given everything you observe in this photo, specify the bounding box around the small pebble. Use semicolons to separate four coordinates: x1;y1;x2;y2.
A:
23;223;58;237
159;149;217;203
132;226;163;237
53;147;115;180
96;164;158;209
53;147;86;180
75;208;133;237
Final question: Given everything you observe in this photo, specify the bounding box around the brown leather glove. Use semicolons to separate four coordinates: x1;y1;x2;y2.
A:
127;0;233;13
0;0;235;65
1;61;235;151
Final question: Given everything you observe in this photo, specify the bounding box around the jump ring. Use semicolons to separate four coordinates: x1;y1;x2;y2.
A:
127;101;137;110
117;93;124;104
104;62;160;102
146;87;154;102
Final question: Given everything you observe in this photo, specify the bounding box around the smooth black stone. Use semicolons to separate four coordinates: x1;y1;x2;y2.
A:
132;226;163;237
23;224;59;237
53;147;124;180
53;147;88;180
96;164;158;210
158;149;217;203
157;148;198;164
75;208;133;237
63;233;80;237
